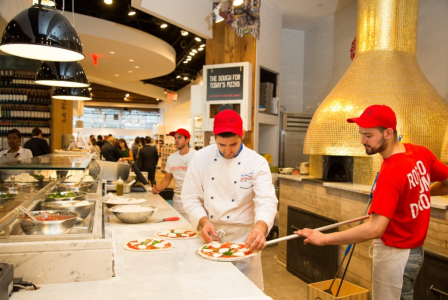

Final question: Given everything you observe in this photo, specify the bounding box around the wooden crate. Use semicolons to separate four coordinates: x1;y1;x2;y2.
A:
308;279;368;300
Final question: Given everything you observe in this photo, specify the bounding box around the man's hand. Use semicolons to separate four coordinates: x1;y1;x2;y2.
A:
295;229;327;246
245;221;268;251
152;185;160;194
200;218;218;243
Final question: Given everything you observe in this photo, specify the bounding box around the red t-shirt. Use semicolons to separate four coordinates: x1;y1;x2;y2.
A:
369;143;448;248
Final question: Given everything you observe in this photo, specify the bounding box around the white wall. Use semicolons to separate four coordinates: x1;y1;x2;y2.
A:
281;29;305;112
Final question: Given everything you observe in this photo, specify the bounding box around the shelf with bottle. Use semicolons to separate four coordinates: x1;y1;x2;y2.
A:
0;104;51;119
0;70;50;89
0;88;52;104
0;120;51;136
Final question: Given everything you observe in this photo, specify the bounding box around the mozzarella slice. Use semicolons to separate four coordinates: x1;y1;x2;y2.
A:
202;249;213;253
219;248;230;254
181;234;189;237
138;245;147;250
154;243;166;248
158;231;170;235
238;248;250;252
230;244;240;249
130;242;139;246
210;242;221;248
232;252;245;257
174;230;185;234
213;253;223;258
168;233;177;238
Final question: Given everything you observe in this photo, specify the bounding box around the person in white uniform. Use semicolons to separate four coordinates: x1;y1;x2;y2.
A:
152;128;196;219
0;129;33;181
181;110;278;290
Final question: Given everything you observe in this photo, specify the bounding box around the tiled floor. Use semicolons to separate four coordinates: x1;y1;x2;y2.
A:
155;170;308;300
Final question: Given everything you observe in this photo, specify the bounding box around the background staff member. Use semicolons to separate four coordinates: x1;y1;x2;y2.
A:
23;127;50;157
152;128;196;219
296;105;448;300
181;110;278;290
0;129;33;181
137;136;159;186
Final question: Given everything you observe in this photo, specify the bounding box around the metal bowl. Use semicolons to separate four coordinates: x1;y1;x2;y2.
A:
57;182;94;193
0;182;40;192
109;205;157;224
17;210;79;235
279;167;294;175
40;201;93;220
44;191;87;202
0;191;17;205
104;198;146;208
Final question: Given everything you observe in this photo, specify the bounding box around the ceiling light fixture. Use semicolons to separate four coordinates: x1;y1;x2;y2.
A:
233;0;244;6
198;48;204;51
213;4;224;23
192;49;198;53
195;37;201;42
128;5;136;16
52;87;92;101
35;61;89;87
200;44;206;47
0;0;84;61
135;66;139;68
125;94;130;97
183;61;188;64
104;0;112;4
160;24;168;28
183;77;189;81
189;52;195;56
110;51;115;54
176;75;181;79
181;30;189;36
129;59;134;62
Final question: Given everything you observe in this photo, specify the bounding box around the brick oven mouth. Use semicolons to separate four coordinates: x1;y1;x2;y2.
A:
322;155;354;183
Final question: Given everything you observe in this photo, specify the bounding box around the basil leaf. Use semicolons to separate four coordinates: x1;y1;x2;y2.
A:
141;240;150;245
222;251;234;256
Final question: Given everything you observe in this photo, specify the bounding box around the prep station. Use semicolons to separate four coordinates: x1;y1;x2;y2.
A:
0;154;270;300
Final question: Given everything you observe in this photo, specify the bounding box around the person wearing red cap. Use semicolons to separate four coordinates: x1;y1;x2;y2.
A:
181;109;278;290
152;128;196;218
296;104;448;299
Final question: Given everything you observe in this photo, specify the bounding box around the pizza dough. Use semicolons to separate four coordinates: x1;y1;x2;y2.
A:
197;241;258;262
154;229;199;239
123;238;173;252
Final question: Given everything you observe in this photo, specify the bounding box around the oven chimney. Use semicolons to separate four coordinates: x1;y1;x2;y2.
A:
304;0;448;185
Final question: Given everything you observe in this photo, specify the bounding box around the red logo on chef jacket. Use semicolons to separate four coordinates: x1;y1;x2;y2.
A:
350;37;356;60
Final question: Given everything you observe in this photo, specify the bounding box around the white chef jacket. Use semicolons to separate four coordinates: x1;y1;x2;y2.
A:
0;147;33;181
181;144;278;290
181;143;278;233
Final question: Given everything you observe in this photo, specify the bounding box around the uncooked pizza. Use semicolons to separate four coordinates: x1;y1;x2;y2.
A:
197;241;257;262
123;238;173;252
154;229;198;239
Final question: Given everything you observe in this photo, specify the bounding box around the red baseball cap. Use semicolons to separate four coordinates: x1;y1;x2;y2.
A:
347;105;397;130
169;128;191;139
213;109;243;136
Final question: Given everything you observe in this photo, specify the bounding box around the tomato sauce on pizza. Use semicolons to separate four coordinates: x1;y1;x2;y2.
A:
200;242;253;259
126;239;172;251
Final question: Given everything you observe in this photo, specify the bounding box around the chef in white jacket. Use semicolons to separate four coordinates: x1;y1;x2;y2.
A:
0;129;33;181
181;109;278;290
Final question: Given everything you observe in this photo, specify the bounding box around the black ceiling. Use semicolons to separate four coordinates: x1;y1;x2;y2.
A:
54;0;206;91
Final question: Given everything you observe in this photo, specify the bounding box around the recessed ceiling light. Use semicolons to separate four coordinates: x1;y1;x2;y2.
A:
176;75;181;79
129;71;133;73
189;52;195;56
195;37;201;42
156;98;159;101
110;51;115;54
115;74;119;76
183;77;188;81
186;58;191;61
124;97;127;100
192;49;198;53
187;56;192;59
160;24;168;28
233;0;244;6
88;87;92;90
129;59;134;62
200;44;206;47
128;10;136;16
125;93;130;97
183;61;188;64
181;30;189;36
104;0;112;4
198;48;204;51
135;66;139;68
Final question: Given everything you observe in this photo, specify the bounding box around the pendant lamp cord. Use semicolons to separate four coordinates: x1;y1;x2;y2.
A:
62;0;65;14
72;0;75;27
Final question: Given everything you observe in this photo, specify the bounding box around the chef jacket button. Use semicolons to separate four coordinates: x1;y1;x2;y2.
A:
212;177;214;180
234;181;237;184
211;215;213;218
232;199;234;202
211;196;214;199
214;158;217;161
238;162;241;165
227;216;230;219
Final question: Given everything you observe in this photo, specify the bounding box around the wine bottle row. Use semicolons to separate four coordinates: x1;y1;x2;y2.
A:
0;121;51;136
0;104;51;119
0;70;49;89
0;88;51;104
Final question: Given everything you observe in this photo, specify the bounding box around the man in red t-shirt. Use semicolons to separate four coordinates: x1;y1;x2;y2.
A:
296;105;448;300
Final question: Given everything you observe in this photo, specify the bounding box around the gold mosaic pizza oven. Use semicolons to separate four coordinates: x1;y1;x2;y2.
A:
303;0;448;185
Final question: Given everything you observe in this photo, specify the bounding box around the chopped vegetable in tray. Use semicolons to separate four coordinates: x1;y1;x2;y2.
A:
47;191;78;198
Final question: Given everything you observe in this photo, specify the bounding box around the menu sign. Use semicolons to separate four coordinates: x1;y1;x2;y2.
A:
206;67;244;101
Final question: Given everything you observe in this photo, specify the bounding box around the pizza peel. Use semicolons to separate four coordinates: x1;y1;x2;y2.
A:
265;215;370;246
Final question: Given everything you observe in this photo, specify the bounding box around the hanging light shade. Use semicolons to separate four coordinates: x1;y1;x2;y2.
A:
35;61;89;87
0;2;84;61
53;87;92;101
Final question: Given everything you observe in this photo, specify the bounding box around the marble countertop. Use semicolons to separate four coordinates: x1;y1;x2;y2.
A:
13;192;271;300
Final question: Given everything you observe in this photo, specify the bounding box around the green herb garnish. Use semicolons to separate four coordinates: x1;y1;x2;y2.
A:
151;240;161;246
222;251;234;256
0;193;14;198
141;240;150;245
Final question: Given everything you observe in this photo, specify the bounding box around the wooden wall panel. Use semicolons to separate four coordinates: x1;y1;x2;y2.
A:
206;22;257;149
51;99;73;151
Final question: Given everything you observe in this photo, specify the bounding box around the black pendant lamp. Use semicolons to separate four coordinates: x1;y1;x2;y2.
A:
53;87;92;101
35;61;89;87
0;1;84;61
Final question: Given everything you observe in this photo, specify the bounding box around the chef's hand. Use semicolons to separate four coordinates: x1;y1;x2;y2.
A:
295;229;327;246
245;221;268;251
151;185;160;194
199;217;219;243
